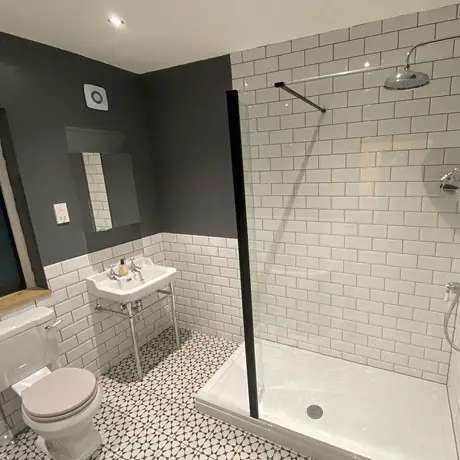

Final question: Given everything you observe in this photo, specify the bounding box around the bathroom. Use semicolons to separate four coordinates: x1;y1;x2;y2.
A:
0;1;460;459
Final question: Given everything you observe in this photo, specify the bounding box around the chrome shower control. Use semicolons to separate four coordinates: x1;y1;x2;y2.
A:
446;282;460;292
445;282;460;301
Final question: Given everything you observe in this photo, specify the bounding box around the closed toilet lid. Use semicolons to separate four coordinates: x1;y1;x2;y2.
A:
22;368;97;421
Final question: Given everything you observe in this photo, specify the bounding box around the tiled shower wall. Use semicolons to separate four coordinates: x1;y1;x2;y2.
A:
231;3;460;384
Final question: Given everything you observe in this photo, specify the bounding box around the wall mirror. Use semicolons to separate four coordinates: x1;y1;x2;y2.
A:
70;151;140;234
66;126;142;253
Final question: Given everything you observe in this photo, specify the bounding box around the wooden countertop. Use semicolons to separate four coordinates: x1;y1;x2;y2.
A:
0;287;50;313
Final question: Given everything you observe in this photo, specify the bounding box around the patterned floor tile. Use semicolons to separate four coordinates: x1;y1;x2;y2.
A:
149;402;194;436
0;429;47;460
153;438;199;459
89;445;120;459
119;428;169;458
174;411;219;448
237;435;315;460
274;448;314;460
102;414;146;454
104;388;148;413
200;423;246;458
0;327;315;460
238;434;280;460
93;402;126;432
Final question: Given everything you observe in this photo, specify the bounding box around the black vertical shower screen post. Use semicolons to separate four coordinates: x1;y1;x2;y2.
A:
226;90;259;419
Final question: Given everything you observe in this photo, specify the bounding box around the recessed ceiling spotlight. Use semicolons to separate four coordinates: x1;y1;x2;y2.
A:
108;15;125;27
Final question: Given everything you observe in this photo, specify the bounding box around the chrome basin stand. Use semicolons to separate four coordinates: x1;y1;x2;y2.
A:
95;281;180;380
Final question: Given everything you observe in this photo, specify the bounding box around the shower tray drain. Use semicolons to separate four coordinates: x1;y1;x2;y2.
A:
306;405;323;419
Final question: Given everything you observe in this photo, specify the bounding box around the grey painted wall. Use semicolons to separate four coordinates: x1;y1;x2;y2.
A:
142;55;237;238
0;32;160;266
0;32;236;269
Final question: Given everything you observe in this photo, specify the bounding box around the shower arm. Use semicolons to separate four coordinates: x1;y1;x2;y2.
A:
274;82;326;113
405;34;460;69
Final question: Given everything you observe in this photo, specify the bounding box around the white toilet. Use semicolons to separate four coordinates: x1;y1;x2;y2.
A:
0;307;103;460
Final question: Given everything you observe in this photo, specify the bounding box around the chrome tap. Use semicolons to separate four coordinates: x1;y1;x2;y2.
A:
130;258;144;281
108;265;121;280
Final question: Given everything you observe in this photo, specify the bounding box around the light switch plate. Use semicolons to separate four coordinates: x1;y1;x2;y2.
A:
54;203;70;225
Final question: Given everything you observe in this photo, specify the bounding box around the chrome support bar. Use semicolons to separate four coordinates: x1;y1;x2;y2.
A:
274;81;326;113
93;283;181;381
127;302;143;380
170;281;180;349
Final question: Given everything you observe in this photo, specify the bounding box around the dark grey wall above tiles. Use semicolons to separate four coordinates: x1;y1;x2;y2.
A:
142;55;237;238
0;32;159;266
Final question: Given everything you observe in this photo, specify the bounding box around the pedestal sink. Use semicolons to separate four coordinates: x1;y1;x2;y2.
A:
86;257;179;379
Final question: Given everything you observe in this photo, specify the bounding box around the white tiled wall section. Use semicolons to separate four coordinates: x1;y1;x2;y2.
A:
82;152;113;232
0;232;243;433
162;233;243;342
0;234;171;432
231;4;460;383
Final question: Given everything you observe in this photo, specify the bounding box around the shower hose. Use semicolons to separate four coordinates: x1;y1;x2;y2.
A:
445;288;460;352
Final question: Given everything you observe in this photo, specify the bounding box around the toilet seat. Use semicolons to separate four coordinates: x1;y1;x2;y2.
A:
22;368;98;423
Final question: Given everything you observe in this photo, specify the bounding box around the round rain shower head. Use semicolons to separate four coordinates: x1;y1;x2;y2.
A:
384;68;430;91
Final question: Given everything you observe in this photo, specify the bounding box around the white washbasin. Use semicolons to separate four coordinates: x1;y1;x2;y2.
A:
86;257;177;303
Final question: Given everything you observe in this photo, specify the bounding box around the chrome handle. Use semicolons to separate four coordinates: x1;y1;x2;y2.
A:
45;319;62;331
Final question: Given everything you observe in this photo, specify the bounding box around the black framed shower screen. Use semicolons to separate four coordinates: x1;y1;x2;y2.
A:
226;89;259;419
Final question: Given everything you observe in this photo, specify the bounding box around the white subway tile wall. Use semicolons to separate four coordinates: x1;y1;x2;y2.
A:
162;233;243;342
0;234;170;433
232;3;460;385
0;232;243;435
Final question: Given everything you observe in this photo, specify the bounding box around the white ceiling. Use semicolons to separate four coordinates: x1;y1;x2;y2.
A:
0;0;458;74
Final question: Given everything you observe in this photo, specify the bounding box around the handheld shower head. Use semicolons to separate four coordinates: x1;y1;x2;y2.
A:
384;67;430;91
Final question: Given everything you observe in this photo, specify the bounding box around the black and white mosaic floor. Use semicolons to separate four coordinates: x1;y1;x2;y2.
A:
1;328;314;460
